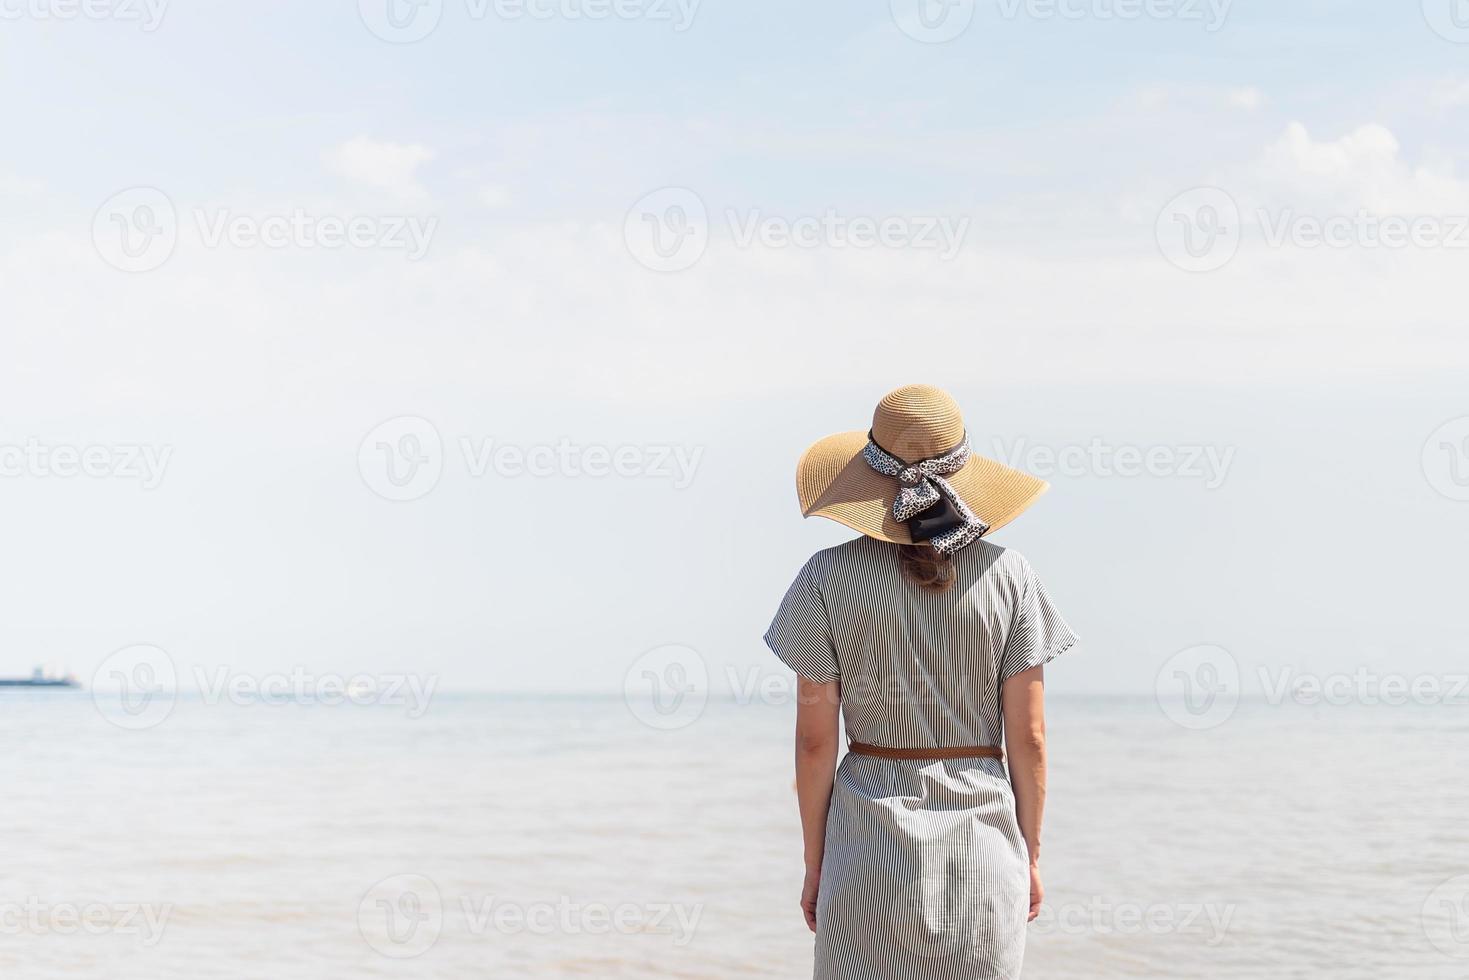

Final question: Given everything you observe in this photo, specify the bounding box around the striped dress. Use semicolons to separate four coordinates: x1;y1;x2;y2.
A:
765;536;1078;980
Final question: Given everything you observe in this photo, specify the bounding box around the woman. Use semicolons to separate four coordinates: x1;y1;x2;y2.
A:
765;384;1078;980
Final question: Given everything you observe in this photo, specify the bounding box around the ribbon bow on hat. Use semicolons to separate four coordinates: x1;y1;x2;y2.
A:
861;433;989;556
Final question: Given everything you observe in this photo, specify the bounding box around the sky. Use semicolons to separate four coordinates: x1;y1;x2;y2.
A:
0;0;1467;698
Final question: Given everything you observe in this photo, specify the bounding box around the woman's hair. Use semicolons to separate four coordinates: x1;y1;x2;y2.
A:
897;543;956;594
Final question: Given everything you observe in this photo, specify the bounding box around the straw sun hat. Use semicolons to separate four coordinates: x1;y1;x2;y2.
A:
796;384;1049;548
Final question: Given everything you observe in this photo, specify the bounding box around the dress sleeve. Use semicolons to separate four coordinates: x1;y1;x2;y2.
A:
999;557;1079;683
763;559;839;684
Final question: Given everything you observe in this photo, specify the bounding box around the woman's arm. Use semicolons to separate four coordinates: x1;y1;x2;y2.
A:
1002;664;1047;921
794;675;841;932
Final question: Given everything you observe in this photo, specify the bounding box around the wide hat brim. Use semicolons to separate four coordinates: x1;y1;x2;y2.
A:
797;430;1049;545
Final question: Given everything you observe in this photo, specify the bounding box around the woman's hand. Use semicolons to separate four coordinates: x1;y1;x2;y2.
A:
801;865;821;932
1027;864;1043;922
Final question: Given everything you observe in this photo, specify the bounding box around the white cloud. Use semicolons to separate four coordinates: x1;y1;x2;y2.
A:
1255;122;1469;213
322;137;436;203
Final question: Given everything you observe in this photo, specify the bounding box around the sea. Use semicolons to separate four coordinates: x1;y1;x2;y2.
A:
2;689;1466;979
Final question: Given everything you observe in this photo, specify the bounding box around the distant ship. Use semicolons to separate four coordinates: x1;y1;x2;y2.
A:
0;666;80;688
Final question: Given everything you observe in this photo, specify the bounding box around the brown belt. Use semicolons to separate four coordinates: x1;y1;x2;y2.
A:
847;741;1004;761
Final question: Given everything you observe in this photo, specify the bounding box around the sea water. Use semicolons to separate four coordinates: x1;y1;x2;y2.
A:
1;691;1466;978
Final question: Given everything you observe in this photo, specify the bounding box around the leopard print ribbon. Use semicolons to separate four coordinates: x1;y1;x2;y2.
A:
861;433;989;555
